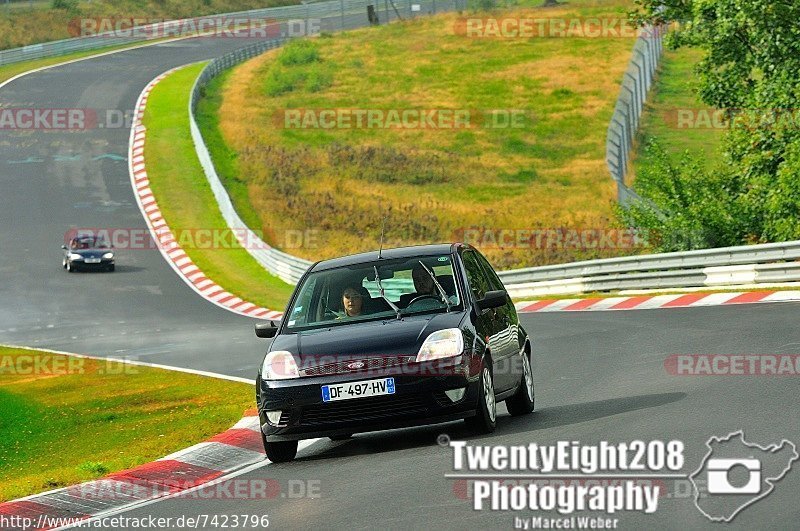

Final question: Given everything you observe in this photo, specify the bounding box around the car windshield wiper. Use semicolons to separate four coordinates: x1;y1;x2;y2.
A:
418;260;452;312
373;266;402;319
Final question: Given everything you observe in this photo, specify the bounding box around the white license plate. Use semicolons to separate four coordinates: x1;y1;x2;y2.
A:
321;377;395;402
85;258;101;263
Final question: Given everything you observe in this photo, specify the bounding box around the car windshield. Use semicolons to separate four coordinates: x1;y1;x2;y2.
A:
72;237;110;249
285;255;461;331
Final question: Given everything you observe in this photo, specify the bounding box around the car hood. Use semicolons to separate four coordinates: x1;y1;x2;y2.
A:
270;311;467;365
71;249;111;258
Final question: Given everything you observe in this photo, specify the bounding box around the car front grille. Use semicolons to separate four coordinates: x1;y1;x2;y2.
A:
300;394;427;426
300;356;415;377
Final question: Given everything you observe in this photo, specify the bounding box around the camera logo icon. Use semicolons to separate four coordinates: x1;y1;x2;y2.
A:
690;431;798;522
706;458;761;494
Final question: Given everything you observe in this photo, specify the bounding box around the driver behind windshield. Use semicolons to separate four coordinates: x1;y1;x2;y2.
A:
399;264;436;307
341;286;365;317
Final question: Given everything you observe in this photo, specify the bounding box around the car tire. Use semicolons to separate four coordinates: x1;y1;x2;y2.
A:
262;433;298;463
329;433;352;441
465;364;496;434
107;265;115;272
505;350;535;416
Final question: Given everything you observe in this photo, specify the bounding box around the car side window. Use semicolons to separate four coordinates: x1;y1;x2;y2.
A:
474;251;505;293
289;275;319;325
461;250;490;301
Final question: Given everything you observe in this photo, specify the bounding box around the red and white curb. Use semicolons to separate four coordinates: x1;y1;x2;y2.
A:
0;411;264;530
515;290;800;313
128;67;282;321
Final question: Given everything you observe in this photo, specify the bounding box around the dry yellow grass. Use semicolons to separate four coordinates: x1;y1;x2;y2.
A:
211;0;639;269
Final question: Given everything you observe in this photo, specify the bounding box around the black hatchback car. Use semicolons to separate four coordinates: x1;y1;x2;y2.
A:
255;244;534;462
62;235;115;272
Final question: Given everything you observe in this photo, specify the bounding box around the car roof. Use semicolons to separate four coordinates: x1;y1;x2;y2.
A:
310;243;466;272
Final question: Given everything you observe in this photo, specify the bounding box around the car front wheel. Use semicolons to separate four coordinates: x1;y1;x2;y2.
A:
506;350;535;416
262;432;298;463
465;364;497;434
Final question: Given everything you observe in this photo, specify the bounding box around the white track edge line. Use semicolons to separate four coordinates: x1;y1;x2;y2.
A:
0;343;253;384
0;34;204;92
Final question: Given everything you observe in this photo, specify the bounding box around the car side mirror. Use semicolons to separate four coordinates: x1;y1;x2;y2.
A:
255;320;279;339
61;245;67;250
477;290;507;312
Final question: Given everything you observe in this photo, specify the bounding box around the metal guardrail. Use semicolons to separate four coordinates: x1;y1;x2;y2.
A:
189;38;313;285
498;241;800;298
605;25;666;205
188;0;464;284
0;0;452;66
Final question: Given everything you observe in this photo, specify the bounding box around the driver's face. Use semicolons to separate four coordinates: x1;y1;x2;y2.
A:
412;269;434;294
342;288;363;316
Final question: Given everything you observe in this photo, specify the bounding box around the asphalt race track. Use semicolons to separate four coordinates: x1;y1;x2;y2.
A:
1;37;799;529
0;37;272;379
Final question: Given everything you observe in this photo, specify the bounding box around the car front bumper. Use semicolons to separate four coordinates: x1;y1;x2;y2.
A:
71;258;114;269
257;355;482;441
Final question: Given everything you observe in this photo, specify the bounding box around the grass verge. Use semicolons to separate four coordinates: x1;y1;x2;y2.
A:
632;46;725;175
143;63;295;311
204;0;643;270
196;69;264;232
0;346;254;502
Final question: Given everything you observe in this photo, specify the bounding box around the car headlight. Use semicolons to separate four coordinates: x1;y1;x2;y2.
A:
102;252;114;259
261;350;299;380
69;253;83;260
416;328;464;362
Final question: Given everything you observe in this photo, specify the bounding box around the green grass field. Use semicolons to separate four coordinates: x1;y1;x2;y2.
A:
632;46;725;175
203;0;644;270
0;346;254;502
143;63;294;311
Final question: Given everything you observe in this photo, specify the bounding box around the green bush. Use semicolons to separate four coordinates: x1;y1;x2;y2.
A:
264;40;333;96
305;65;333;92
264;67;305;96
618;142;747;252
51;0;79;11
469;0;498;10
622;0;800;251
278;39;321;66
763;142;800;241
